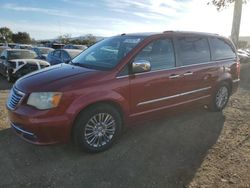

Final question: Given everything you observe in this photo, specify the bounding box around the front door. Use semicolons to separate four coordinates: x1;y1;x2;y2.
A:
129;38;182;116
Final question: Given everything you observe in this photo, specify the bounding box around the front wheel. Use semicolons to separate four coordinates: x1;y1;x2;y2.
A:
209;83;230;111
73;104;122;152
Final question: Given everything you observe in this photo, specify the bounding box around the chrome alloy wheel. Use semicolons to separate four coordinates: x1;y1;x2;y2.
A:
84;113;116;148
215;86;229;109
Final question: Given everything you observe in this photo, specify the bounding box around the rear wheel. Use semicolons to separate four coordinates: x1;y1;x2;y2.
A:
209;83;230;111
73;104;122;152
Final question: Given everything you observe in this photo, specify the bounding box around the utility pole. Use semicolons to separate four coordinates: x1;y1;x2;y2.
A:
231;0;243;49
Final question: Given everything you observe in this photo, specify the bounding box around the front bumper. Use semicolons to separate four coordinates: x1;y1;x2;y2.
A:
8;105;73;145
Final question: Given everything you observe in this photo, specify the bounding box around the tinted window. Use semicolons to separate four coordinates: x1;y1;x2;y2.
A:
54;50;61;58
209;37;236;60
134;38;175;71
62;51;70;61
176;36;210;66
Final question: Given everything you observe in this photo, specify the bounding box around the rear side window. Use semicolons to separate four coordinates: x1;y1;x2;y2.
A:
62;51;70;60
134;38;175;71
176;36;210;66
209;37;236;60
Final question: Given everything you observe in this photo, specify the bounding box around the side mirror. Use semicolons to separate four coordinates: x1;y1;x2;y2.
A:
64;58;71;64
0;56;6;60
132;60;151;74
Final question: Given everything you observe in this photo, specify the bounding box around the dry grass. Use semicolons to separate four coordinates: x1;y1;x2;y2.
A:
0;90;9;130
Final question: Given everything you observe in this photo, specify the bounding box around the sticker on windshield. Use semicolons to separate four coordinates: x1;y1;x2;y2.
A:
124;38;141;44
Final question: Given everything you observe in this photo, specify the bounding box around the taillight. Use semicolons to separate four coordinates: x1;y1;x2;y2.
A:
236;61;240;78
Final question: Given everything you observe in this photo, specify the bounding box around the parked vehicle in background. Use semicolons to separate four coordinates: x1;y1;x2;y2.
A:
46;49;81;65
32;47;54;60
245;49;250;54
237;49;250;63
0;46;10;54
14;44;33;50
6;31;240;152
51;43;65;49
0;49;50;82
7;43;17;48
64;44;88;50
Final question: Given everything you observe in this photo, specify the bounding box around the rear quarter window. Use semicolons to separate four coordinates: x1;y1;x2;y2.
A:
209;37;236;60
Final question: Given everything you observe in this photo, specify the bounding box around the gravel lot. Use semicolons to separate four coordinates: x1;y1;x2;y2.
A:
0;64;249;188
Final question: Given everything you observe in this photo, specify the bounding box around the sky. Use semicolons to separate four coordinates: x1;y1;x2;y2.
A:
0;0;250;40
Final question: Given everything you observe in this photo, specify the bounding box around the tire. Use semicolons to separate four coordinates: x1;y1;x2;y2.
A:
73;104;122;152
6;69;14;83
209;82;230;112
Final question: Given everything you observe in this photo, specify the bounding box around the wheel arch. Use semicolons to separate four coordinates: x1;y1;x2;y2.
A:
70;99;127;141
217;78;233;95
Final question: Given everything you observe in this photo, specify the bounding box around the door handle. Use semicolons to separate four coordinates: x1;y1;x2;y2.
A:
169;74;180;79
183;71;193;76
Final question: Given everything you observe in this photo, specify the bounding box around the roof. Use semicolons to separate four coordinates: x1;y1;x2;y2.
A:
34;47;53;50
5;49;34;52
119;31;220;37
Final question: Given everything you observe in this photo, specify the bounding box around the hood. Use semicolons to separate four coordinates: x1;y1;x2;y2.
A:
15;63;102;93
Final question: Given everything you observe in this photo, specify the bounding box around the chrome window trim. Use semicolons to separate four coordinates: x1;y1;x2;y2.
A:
232;78;240;83
116;58;236;78
137;86;211;106
116;75;129;79
11;122;34;136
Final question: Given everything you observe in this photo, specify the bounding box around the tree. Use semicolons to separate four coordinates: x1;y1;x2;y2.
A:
57;34;71;44
238;40;248;48
83;34;97;46
12;32;31;44
209;0;248;48
0;27;13;43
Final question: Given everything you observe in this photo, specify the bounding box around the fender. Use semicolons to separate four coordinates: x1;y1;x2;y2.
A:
66;89;130;125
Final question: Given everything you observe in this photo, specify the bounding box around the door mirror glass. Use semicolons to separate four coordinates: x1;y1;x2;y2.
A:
132;60;151;74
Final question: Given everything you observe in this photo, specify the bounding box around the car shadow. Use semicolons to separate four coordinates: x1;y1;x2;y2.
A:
0;107;225;188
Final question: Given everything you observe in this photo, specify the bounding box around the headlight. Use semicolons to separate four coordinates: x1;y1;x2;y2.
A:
27;92;62;110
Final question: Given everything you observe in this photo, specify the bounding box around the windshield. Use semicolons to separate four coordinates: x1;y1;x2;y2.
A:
68;50;82;59
71;36;145;70
8;50;37;60
40;48;53;54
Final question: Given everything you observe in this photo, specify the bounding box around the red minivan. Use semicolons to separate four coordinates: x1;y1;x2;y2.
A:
6;31;240;152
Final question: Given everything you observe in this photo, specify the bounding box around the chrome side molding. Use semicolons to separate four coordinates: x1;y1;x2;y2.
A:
137;87;211;106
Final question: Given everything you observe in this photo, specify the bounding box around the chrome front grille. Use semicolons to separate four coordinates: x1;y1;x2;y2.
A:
7;87;25;110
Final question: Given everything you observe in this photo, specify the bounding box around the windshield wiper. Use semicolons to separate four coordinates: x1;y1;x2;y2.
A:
70;62;96;70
